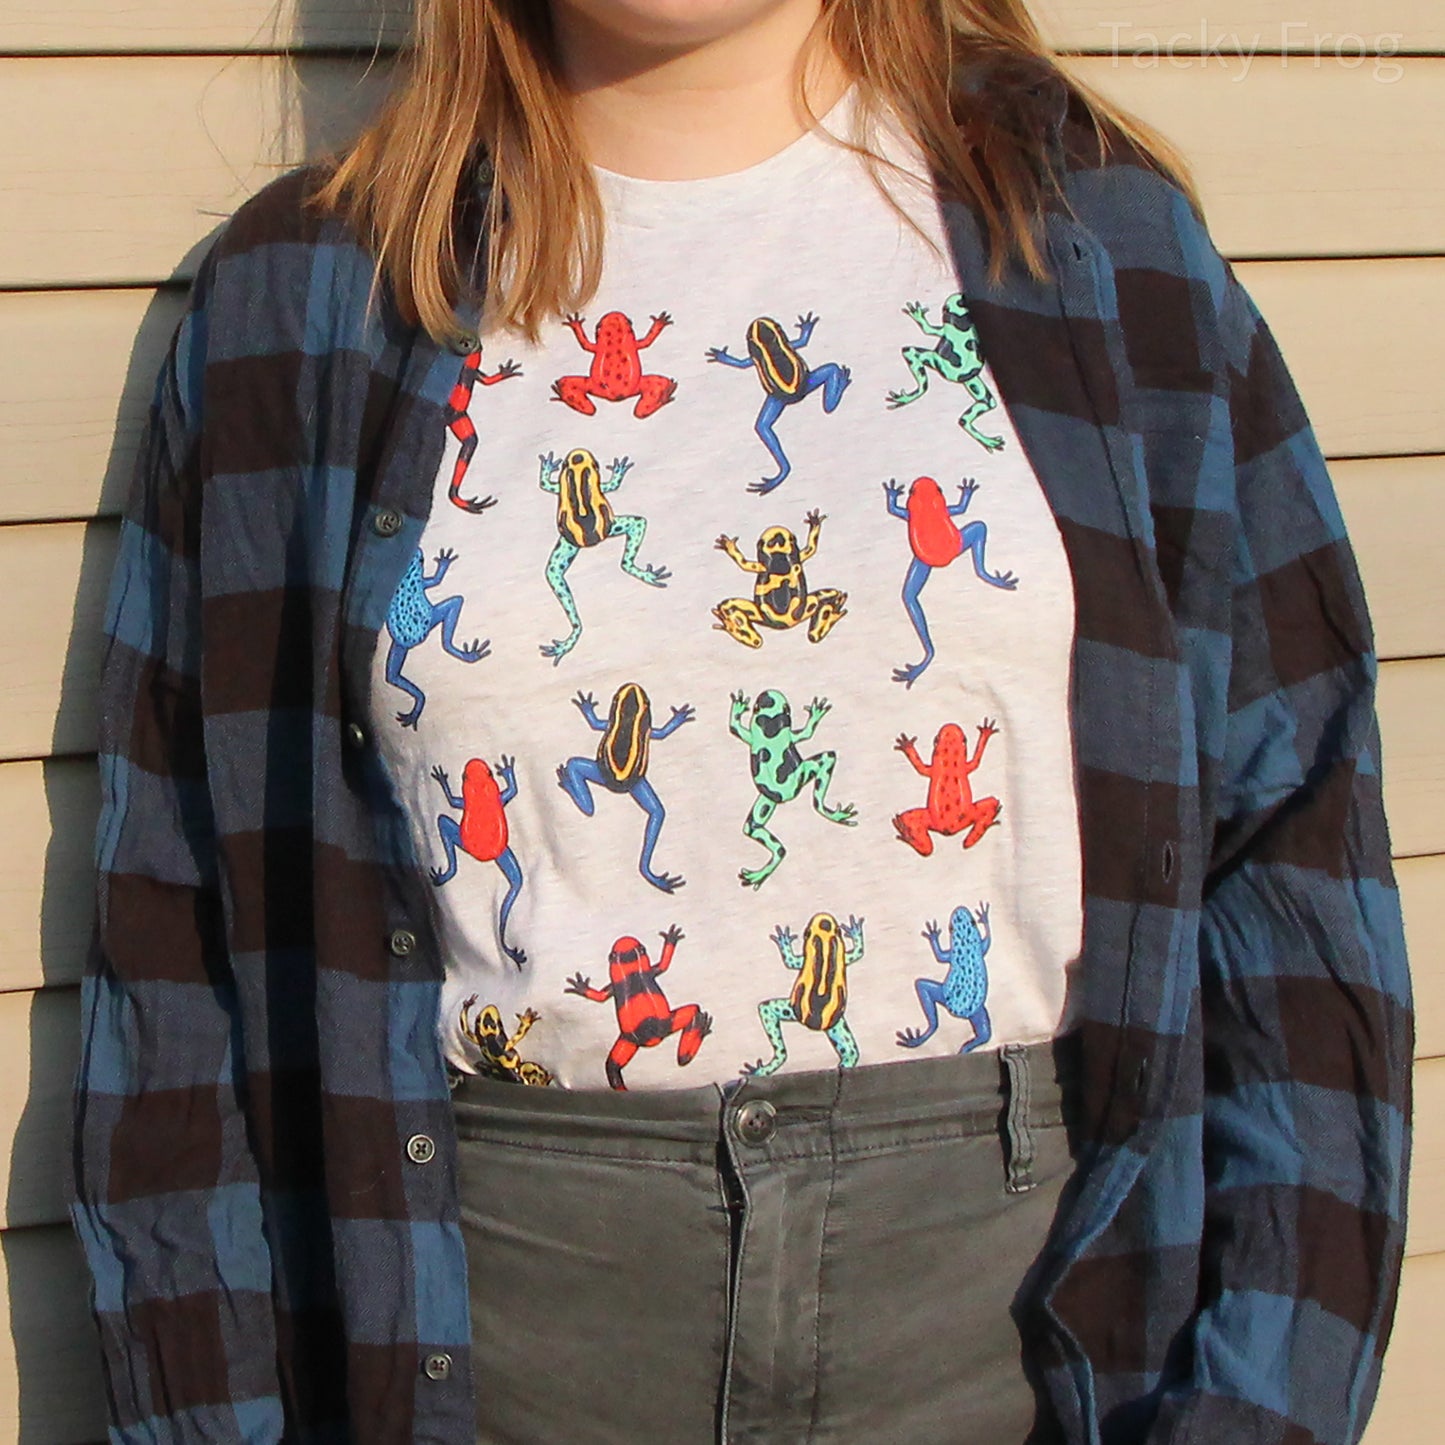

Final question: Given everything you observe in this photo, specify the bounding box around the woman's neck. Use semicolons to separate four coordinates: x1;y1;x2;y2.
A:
549;1;850;181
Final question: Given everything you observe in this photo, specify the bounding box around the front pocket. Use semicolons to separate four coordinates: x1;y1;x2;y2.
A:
459;1134;729;1444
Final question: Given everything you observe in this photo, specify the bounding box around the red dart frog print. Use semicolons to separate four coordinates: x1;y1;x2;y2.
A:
429;756;526;966
883;476;1018;687
892;720;1001;855
564;926;712;1090
552;311;678;418
443;346;522;513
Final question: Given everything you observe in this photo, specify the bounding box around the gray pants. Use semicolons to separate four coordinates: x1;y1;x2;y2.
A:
452;1041;1075;1444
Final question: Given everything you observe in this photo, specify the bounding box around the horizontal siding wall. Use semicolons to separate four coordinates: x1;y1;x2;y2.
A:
0;4;1438;1440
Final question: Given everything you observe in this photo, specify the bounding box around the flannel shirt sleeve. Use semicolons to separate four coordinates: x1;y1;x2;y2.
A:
70;257;285;1440
1147;258;1413;1443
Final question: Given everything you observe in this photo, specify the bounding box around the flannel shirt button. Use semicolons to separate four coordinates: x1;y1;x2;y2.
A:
344;722;367;750
406;1133;436;1165
451;332;481;355
373;508;404;537
388;928;418;957
422;1351;452;1381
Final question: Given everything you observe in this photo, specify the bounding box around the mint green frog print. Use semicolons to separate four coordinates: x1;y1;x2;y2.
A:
886;293;1005;453
729;689;857;889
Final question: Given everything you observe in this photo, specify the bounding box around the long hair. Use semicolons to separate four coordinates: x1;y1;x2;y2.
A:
315;1;1196;345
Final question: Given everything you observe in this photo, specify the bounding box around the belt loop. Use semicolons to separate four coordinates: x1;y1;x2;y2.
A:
1001;1044;1037;1194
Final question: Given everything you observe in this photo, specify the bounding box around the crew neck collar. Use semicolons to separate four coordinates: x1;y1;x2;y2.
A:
592;84;860;225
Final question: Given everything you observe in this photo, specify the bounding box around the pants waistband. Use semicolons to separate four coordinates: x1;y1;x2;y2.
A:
451;1035;1079;1175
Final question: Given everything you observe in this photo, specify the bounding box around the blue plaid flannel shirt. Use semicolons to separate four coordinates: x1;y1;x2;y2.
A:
71;68;1412;1445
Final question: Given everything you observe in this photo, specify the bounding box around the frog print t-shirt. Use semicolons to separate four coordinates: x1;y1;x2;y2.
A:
369;89;1084;1091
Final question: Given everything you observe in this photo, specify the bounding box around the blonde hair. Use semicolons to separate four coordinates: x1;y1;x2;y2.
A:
315;0;1196;345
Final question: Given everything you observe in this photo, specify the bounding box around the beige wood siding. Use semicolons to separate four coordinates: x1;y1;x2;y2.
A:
0;4;1437;1440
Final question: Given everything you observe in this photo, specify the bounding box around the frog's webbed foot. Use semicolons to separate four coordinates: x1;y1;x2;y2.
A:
503;943;527;969
454;638;490;662
891;659;931;688
397;706;422;729
738;864;774;891
644;869;686;894
642;563;671;586
960;416;1006;452
428;867;448;886
747;473;787;497
451;492;498;515
896;1026;930;1049
540;631;582;665
885;388;919;410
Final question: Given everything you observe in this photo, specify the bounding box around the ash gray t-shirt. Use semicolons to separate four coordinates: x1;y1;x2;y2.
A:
370;91;1083;1090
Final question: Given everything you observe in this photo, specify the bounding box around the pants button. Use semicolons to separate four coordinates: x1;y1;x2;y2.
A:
733;1099;777;1146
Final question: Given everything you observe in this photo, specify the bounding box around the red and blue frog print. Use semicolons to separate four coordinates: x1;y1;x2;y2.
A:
552;311;678;418
384;547;489;728
892;719;1001;855
557;682;695;893
443;345;523;513
884;475;1018;687
706;312;851;494
897;902;994;1054
428;755;526;967
565;926;713;1090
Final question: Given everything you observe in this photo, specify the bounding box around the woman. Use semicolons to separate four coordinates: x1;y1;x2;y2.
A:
71;2;1411;1442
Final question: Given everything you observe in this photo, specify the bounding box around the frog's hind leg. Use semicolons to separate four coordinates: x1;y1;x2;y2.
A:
667;1003;713;1067
633;373;677;419
886;347;947;409
892;558;936;688
713;598;766;648
892;807;936;856
825;1017;860;1068
557;756;603;816
799;361;852;414
493;847;526;968
742;998;797;1076
429;814;463;886
958;376;1005;453
385;641;427;728
800;752;858;827
432;596;490;663
740;795;785;890
961;797;1001;849
446;410;496;513
896;977;948;1049
604;1036;639;1091
541;536;584;663
802;588;847;644
958;521;1018;591
610;514;671;588
551;375;599;416
631;778;684;893
750;396;791;495
960;1005;992;1054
